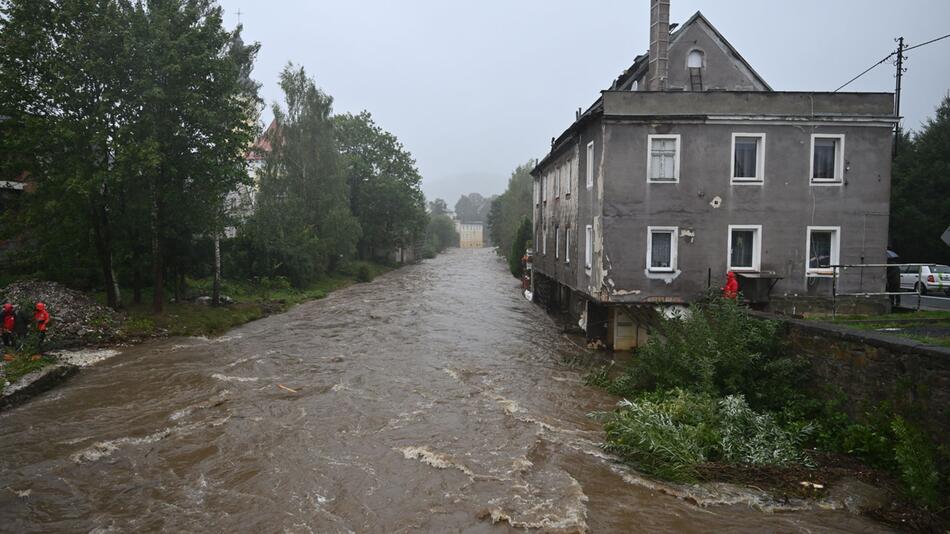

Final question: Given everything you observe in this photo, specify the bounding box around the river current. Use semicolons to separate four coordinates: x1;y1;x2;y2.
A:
0;249;893;532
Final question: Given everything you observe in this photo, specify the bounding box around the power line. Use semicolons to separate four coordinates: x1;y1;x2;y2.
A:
905;32;950;51
833;52;895;92
833;31;950;92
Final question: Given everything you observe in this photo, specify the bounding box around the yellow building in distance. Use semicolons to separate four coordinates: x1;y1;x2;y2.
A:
456;221;484;248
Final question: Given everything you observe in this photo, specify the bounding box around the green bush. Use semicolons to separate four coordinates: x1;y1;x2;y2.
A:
717;395;811;466
355;264;373;283
606;299;806;411
891;416;939;507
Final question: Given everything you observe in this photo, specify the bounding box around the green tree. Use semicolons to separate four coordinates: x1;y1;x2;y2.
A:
890;95;950;265
242;65;359;286
423;214;459;257
508;217;533;278
428;198;449;216
486;160;535;274
334;111;427;261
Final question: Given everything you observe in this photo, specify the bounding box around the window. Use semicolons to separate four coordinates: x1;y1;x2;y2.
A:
555;166;561;197
810;134;844;184
555;226;560;259
585;225;593;270
647;226;678;272
586;142;594;189
687;50;704;69
542;225;547;255
731;133;765;183
806;226;840;275
565;227;571;263
647;134;680;183
727;225;762;272
541;174;546;203
566;159;573;196
533;178;539;206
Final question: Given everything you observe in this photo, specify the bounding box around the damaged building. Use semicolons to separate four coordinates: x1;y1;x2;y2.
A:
530;1;897;349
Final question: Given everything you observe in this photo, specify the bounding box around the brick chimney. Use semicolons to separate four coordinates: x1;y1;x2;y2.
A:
647;0;670;91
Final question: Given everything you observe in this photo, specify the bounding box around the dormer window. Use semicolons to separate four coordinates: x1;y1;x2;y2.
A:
687;50;704;69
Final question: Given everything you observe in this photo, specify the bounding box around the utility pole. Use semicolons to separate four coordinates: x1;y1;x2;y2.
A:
893;36;905;157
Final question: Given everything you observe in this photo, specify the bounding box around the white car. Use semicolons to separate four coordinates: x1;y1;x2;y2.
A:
899;264;950;296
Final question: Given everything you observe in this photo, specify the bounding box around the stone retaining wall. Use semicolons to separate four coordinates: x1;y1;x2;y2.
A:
758;312;950;446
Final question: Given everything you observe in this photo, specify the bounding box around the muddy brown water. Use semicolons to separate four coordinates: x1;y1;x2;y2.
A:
0;249;893;533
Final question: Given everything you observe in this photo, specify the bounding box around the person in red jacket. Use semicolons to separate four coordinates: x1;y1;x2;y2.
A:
722;271;739;300
1;303;15;347
34;302;50;351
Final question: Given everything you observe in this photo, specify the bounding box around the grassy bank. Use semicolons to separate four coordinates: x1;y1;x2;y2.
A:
585;298;947;529
113;261;392;339
808;310;950;348
1;261;391;395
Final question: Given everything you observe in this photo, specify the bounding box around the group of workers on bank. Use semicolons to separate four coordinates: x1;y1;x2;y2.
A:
0;301;51;352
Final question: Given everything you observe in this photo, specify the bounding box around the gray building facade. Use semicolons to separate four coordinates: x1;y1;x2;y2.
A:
530;4;897;349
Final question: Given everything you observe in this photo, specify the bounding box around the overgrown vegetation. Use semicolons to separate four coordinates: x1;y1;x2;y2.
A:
588;298;946;510
0;354;55;392
487;161;535;276
890;94;950;265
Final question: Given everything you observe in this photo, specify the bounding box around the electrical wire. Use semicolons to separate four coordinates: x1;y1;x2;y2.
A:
833;31;950;92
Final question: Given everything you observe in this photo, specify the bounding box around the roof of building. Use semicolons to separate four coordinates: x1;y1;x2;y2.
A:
246;119;277;161
532;11;773;176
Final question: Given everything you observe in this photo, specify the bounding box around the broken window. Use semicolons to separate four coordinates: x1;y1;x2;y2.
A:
811;135;844;183
728;225;761;271
807;226;839;275
585;225;593;270
732;134;765;182
648;135;680;182
647;227;677;272
565;227;571;263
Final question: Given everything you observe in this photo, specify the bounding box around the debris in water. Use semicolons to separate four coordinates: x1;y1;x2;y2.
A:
278;384;298;393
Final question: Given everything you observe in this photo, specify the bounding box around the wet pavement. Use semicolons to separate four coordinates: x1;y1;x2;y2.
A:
0;249;894;532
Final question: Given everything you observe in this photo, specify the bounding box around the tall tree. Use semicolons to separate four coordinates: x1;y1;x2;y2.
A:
428;198;449;216
335;111;427;261
890;95;950;265
485;160;535;275
243;64;360;286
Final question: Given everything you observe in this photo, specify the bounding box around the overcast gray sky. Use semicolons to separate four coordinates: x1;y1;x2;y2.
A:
217;0;950;205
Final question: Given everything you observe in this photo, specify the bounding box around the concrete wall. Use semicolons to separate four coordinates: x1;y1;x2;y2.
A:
598;119;893;303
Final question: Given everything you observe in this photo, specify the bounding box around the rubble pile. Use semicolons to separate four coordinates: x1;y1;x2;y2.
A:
0;280;121;347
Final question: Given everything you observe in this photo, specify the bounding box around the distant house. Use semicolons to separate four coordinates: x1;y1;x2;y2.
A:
456;221;484;248
224;119;276;237
531;1;896;349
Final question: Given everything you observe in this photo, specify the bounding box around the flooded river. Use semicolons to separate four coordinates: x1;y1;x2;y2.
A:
1;249;893;532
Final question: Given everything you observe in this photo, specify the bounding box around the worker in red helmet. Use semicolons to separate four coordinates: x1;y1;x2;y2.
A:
722;271;739;300
1;303;15;347
34;302;50;351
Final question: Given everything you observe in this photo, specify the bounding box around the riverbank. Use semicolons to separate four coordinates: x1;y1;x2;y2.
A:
580;299;948;532
0;261;393;406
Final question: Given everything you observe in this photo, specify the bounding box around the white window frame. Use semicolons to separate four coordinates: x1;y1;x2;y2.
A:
809;134;845;185
586;141;594;189
585;224;593;272
646;226;678;273
806;226;841;277
727;224;762;272
565;227;571;264
555;226;560;259
646;134;681;183
730;133;766;184
555;166;561;198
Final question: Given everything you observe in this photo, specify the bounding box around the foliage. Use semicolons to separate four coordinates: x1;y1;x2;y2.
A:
890;95;950;265
487;161;535;272
238;65;360;287
606;299;803;411
0;354;55;391
335;111;427;261
598;389;810;482
891;416;940;507
0;0;260;311
508;217;533;278
355;264;373;283
422;213;459;258
454;192;493;223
